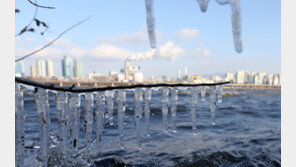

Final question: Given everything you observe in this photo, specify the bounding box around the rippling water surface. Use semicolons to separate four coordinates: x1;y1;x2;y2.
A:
23;89;281;167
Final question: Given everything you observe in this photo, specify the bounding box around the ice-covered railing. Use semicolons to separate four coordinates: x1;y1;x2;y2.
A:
145;0;242;53
15;77;228;166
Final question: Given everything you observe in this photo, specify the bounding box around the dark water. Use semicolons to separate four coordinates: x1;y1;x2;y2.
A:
22;89;281;167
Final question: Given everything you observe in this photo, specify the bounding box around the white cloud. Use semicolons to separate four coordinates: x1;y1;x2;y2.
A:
175;28;200;40
98;29;164;47
44;38;76;49
15;39;185;62
128;41;186;61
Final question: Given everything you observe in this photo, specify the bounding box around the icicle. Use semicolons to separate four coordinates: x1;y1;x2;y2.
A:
117;90;126;148
15;84;25;167
84;93;93;157
190;87;198;135
201;86;206;101
134;88;143;149
94;91;106;153
210;86;217;125
196;0;210;12
144;88;152;136
55;91;68;165
216;85;224;103
35;88;50;166
145;0;157;48
106;90;114;125
230;0;242;53
68;93;81;163
162;87;169;132
170;88;178;133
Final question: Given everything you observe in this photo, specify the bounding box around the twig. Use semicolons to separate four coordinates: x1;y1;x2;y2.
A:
27;0;55;9
15;16;91;62
15;77;230;93
15;0;38;37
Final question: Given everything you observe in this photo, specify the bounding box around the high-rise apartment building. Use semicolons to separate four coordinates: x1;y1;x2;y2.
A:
46;59;54;76
62;55;74;78
236;70;248;84
74;59;83;78
30;65;37;77
37;60;46;77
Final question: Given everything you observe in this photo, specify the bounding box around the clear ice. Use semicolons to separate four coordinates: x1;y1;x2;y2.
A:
34;88;51;165
15;84;25;167
106;90;114;125
162;87;169;132
117;90;126;148
210;86;217;125
55;91;69;165
134;88;144;148
144;88;152;136
83;93;94;158
216;85;224;103
201;86;206;101
145;0;157;49
170;88;178;132
94;91;106;153
191;87;198;134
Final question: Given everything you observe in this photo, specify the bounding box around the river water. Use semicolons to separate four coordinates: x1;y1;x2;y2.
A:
22;89;281;167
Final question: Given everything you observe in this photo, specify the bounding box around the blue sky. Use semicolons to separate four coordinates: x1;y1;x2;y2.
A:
15;0;281;78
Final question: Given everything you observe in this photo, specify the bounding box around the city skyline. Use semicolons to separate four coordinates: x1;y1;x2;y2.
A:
15;0;280;77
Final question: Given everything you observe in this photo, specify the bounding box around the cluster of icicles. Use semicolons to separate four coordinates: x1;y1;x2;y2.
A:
15;84;224;166
145;0;242;53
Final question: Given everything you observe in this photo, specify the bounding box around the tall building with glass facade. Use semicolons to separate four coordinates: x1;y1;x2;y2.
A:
62;55;74;78
74;59;83;78
15;61;25;76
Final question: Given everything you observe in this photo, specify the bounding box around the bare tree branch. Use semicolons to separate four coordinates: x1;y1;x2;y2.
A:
15;0;38;37
27;0;55;9
15;16;91;62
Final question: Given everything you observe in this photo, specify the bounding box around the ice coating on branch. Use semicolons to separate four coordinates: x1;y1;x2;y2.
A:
55;91;69;165
144;88;152;136
230;0;242;53
35;88;51;165
196;0;210;12
117;90;126;148
191;87;198;134
106;90;114;125
162;87;169;132
94;91;106;153
15;84;25;167
83;93;93;158
68;93;81;163
216;85;224;103
134;88;143;149
145;0;157;48
210;86;217;125
170;88;178;132
201;86;206;101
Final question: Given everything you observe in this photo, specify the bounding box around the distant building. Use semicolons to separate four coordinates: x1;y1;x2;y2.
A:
109;71;118;76
15;61;25;77
258;72;266;84
62;55;74;78
236;70;248;84
248;72;256;84
46;59;54;77
74;59;83;78
225;73;235;82
88;72;101;80
124;60;143;82
30;65;37;78
267;74;274;85
254;74;261;85
37;60;46;77
273;74;280;85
